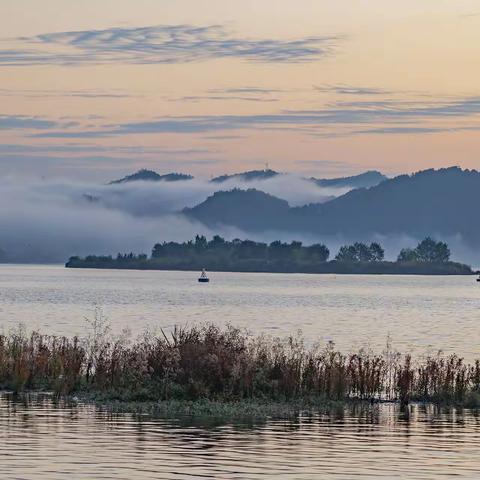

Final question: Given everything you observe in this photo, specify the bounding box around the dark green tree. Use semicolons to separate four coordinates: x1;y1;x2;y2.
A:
369;242;385;262
397;248;419;263
268;240;288;259
305;244;330;262
354;242;373;262
194;234;208;251
336;242;385;263
414;237;450;263
208;235;226;248
335;245;358;262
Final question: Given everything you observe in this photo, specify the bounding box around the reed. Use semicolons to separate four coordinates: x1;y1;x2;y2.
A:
1;322;480;408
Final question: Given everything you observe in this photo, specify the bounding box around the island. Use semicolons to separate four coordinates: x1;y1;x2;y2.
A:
66;236;474;275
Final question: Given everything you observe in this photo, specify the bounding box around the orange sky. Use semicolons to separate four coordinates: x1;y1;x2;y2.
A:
1;0;480;180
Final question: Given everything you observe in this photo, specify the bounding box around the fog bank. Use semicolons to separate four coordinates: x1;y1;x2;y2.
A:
0;178;477;266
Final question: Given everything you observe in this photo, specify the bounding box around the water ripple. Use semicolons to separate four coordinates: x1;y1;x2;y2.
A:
2;394;480;479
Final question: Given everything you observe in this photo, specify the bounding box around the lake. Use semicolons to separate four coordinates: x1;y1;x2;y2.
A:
0;264;479;359
2;393;480;479
1;264;480;479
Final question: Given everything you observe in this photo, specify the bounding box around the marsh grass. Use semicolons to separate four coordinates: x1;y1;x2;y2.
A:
1;320;480;410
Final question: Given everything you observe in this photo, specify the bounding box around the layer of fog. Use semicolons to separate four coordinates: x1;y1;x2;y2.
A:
0;176;336;262
0;180;236;262
85;174;350;216
0;178;478;266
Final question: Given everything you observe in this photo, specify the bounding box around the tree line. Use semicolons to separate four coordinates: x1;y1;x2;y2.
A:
67;236;456;269
151;235;451;264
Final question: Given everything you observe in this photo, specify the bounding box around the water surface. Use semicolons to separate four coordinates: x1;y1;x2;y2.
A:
1;393;480;479
1;266;480;478
1;265;479;359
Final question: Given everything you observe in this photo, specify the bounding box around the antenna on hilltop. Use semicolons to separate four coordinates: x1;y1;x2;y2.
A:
265;162;269;172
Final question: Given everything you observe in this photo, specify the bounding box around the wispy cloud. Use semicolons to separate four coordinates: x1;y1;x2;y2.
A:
314;84;392;95
28;96;480;138
169;85;283;103
0;153;222;181
352;126;480;136
0;115;59;130
459;12;480;18
0;25;339;66
313;84;394;96
0;143;214;156
0;88;138;99
208;87;285;94
169;95;279;103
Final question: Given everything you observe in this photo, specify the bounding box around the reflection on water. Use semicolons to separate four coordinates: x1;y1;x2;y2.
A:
0;265;480;360
1;393;480;479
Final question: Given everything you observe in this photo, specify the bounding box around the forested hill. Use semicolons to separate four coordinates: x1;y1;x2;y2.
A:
110;169;193;184
210;169;280;183
296;167;479;239
185;167;480;244
210;168;387;188
309;170;387;189
184;189;291;231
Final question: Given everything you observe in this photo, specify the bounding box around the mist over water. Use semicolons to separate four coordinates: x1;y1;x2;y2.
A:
0;177;477;265
0;176;341;263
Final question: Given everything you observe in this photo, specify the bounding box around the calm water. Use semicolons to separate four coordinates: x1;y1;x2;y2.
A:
1;265;480;478
0;264;479;359
2;393;480;479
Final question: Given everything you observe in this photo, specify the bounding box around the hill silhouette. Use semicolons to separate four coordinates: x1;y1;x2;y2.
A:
184;188;290;231
210;168;387;189
110;169;193;184
310;170;387;189
185;167;480;244
210;169;280;183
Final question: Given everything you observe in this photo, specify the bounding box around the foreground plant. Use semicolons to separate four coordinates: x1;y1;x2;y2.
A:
1;323;480;409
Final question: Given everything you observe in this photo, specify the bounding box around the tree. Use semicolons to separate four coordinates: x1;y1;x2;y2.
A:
397;238;451;263
194;234;208;251
335;245;358;262
306;244;330;262
369;242;385;262
236;240;267;259
208;235;226;248
397;248;418;263
415;237;450;262
268;240;288;259
290;241;303;250
335;242;384;263
354;242;373;262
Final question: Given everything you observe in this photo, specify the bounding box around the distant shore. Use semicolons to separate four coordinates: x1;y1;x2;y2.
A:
65;258;474;275
65;236;475;275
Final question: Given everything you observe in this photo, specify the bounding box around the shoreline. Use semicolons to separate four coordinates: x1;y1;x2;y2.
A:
65;261;475;276
2;391;480;419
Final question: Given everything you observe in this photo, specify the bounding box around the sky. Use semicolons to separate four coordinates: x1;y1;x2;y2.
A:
1;0;480;181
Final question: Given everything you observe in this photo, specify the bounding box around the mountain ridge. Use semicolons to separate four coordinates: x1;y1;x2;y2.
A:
109;169;193;184
185;167;480;244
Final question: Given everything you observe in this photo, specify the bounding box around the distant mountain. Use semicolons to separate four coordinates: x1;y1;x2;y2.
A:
209;168;386;190
309;170;387;189
184;188;290;231
110;169;193;184
185;167;480;244
298;167;480;239
210;169;280;183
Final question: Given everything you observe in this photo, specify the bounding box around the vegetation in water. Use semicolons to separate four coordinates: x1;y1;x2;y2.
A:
1;319;480;414
65;236;472;275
